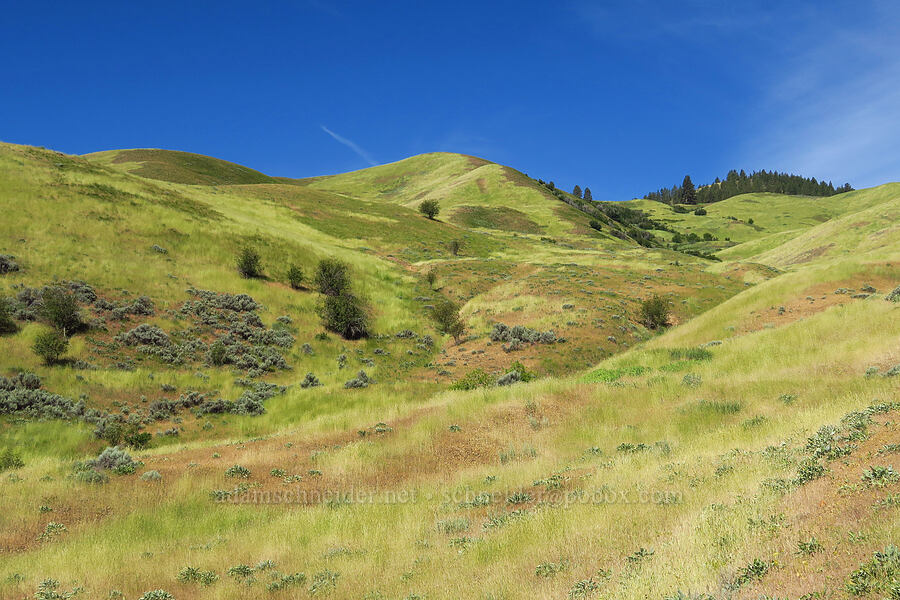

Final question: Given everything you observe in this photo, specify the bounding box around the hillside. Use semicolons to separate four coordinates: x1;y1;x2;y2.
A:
1;142;899;600
85;148;277;185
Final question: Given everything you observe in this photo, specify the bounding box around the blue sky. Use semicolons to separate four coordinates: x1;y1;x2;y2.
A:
3;0;898;200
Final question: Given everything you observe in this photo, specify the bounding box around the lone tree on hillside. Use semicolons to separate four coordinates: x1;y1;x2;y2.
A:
425;270;437;289
237;246;263;279
314;259;351;296
431;298;465;343
572;185;582;199
419;200;440;220
640;295;671;330
448;239;462;256
583;187;593;201
681;175;696;205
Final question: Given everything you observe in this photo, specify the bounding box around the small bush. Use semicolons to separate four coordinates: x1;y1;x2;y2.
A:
318;293;369;339
225;464;251;478
88;446;139;474
449;239;462;256
797;537;824;555
141;470;162;482
887;286;900;302
0;254;20;274
344;370;372;389
0;297;17;334
640;295;670;329
300;372;321;388
39;286;82;333
0;448;24;471
33;328;69;364
450;368;494;391
314;259;351;296
425;270;437;289
138;591;175;600
431;298;465;342
862;465;900;488
237;246;262;278
694;208;707;216
419;199;440;219
287;264;305;289
207;339;228;366
669;347;712;361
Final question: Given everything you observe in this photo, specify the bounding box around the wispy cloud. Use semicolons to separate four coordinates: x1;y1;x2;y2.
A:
320;125;377;166
740;6;900;187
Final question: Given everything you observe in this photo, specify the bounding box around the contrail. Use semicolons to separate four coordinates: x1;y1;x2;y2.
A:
320;125;377;166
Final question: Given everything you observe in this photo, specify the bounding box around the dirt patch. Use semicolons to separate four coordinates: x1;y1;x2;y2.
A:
785;243;835;265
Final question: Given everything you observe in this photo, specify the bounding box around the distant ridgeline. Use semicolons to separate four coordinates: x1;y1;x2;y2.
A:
533;177;677;250
643;170;853;205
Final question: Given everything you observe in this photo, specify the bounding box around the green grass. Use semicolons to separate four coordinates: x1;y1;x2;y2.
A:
2;141;900;599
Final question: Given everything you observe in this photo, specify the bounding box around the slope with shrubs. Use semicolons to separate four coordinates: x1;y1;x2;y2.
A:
2;223;898;599
3;140;898;599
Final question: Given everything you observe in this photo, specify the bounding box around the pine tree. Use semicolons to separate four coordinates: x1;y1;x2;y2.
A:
572;185;582;199
681;175;696;204
583;187;593;201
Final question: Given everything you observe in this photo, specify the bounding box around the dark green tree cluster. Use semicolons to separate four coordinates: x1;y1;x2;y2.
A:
644;170;853;205
314;259;370;340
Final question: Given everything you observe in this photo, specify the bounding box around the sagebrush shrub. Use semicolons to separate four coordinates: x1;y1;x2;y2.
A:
0;254;19;274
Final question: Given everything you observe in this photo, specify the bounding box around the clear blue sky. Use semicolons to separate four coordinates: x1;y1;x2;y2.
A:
3;1;898;200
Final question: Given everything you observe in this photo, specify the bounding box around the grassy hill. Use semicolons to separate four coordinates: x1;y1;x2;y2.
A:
86;148;277;185
1;142;899;600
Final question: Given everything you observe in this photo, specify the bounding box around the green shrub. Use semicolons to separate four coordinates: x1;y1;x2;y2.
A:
0;297;16;334
431;298;465;342
669;347;712;361
237;246;262;278
318;293;370;339
640;295;670;329
425;270;437;289
225;464;251;478
449;239;462;256
0;448;24;471
287;264;305;289
314;259;350;296
450;368;494;391
693;208;707;216
39;286;82;333
33;328;69;364
797;537;824;555
419;199;440;219
208;340;228;366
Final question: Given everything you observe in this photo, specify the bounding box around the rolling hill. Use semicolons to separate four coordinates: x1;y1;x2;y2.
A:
1;141;899;600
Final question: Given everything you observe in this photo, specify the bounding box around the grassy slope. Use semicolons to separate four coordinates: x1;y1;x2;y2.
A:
627;186;898;259
1;143;899;599
86;148;277;185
